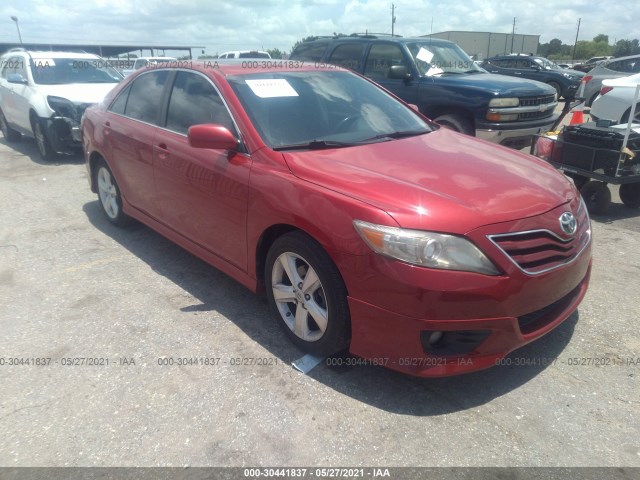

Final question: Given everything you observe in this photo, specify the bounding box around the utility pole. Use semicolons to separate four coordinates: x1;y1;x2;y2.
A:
391;4;396;36
572;18;581;60
511;17;516;53
10;16;23;44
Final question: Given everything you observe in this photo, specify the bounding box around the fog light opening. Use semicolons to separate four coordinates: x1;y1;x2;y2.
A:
427;331;444;345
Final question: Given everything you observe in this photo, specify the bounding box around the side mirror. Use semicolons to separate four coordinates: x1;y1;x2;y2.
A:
388;65;411;80
7;73;28;85
188;124;239;150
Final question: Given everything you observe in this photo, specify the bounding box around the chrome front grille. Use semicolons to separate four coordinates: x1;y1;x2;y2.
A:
519;94;556;107
488;201;591;275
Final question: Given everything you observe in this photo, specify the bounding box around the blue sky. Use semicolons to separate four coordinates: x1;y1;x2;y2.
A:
2;0;639;56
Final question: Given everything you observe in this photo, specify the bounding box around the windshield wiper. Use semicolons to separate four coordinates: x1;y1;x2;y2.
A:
360;130;430;143
273;139;357;151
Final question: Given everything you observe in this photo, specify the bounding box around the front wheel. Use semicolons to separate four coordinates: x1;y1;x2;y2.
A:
580;180;611;214
265;232;350;357
432;114;474;135
94;160;134;227
547;81;562;99
32;118;55;161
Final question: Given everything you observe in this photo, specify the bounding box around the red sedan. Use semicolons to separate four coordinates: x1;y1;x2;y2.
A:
81;61;591;376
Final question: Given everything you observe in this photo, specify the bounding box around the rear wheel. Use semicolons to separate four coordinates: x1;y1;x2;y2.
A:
580;180;611;214
94;159;134;226
0;109;21;142
433;114;474;135
619;183;640;209
265;231;350;357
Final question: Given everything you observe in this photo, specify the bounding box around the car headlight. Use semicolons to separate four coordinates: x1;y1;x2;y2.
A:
47;96;79;122
353;220;500;275
562;73;577;80
488;97;519;107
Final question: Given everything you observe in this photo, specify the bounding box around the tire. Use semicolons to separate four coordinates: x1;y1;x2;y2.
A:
547;81;562;99
621;104;640;124
94;159;134;227
433;114;474;136
619;183;640;209
580;180;611;214
32;118;55;161
0;109;21;142
265;231;350;357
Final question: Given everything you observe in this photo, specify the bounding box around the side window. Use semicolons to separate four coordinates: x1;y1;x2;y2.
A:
108;85;131;115
166;71;235;135
364;43;408;79
328;43;363;70
291;42;329;62
516;59;532;69
3;56;26;78
123;70;168;124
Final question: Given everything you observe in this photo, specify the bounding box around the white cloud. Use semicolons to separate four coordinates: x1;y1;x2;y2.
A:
0;0;638;54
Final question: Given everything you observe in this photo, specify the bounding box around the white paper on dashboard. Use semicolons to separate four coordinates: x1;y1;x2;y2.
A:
246;79;299;98
416;47;434;63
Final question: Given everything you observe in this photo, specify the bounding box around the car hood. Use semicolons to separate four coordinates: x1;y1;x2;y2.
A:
282;129;574;233
429;73;556;97
36;83;119;104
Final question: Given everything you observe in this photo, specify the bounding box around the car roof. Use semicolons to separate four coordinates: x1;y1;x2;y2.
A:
297;35;456;47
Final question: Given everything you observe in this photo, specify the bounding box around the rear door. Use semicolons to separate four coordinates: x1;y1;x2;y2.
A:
101;69;169;217
153;70;251;269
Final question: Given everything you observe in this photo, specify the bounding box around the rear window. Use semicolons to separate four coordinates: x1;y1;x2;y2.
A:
291;42;329;62
239;52;270;59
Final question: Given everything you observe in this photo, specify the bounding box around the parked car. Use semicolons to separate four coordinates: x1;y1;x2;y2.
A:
122;56;177;76
590;72;640;124
581;54;640;106
572;56;613;73
0;48;123;160
82;61;591;377
290;35;558;150
218;50;271;59
482;54;585;99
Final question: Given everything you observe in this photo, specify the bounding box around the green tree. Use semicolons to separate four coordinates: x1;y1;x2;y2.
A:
267;48;285;59
612;39;640;57
593;34;609;44
548;38;562;55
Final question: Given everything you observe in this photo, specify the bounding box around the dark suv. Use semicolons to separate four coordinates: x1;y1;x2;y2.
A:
290;35;558;149
481;55;585;99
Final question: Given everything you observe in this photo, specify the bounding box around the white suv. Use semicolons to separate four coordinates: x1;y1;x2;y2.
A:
218;50;271;59
0;49;123;160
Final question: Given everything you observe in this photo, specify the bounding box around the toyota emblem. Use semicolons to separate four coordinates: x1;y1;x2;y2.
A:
559;212;577;235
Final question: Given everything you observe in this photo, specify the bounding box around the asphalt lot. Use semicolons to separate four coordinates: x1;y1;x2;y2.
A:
0;115;639;469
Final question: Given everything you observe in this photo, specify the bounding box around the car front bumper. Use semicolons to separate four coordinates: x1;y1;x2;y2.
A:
476;119;558;149
337;199;592;377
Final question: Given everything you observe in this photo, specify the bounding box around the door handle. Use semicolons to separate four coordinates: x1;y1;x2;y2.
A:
157;143;168;150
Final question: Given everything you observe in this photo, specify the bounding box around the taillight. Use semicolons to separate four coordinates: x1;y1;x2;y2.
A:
582;75;592;84
600;86;613;95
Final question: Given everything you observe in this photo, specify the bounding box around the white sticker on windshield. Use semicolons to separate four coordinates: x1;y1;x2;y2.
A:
33;59;55;67
246;79;299;98
416;47;434;63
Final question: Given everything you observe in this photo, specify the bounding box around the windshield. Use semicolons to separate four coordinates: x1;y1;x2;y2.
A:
30;57;123;85
534;57;560;70
228;70;432;149
406;42;484;76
